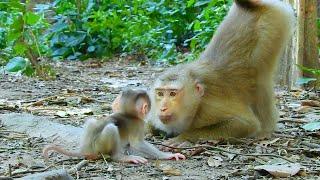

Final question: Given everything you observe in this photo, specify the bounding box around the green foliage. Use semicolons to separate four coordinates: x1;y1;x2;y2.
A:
5;56;34;76
301;121;320;131
296;64;320;89
0;0;50;64
1;0;230;64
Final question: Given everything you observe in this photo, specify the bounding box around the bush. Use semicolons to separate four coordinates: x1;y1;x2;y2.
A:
0;0;230;65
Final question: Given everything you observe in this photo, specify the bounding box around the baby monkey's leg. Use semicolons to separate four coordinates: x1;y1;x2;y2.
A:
96;123;147;164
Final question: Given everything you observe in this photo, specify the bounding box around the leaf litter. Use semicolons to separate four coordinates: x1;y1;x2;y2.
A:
0;60;319;179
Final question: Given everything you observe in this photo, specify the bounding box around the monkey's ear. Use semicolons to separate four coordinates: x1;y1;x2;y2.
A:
142;103;149;115
195;82;204;97
137;100;149;116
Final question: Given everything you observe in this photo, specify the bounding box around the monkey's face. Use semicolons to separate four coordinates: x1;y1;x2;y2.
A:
152;73;204;128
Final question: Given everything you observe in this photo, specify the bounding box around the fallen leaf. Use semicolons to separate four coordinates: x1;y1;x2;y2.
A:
295;106;313;114
155;161;181;176
80;96;94;104
254;163;303;178
56;111;69;118
258;138;280;147
301;121;320;131
207;156;223;167
301;100;320;107
189;147;205;156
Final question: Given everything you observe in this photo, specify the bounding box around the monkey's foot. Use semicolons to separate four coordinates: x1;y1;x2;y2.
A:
119;155;148;164
85;154;101;160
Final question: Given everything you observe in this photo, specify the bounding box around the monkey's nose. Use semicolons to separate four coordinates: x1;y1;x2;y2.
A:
160;107;168;112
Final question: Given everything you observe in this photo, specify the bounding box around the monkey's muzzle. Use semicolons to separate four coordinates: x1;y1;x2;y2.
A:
159;115;173;124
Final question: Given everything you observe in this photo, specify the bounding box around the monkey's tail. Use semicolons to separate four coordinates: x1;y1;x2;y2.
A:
42;145;83;159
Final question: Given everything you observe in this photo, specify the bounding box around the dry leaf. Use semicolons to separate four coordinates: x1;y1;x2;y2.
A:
155;161;181;176
301;100;320;107
258;138;280;147
56;111;69;117
295;106;313;114
254;163;303;178
207;156;223;167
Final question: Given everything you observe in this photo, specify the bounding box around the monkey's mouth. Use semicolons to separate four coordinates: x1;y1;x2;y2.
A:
159;115;173;124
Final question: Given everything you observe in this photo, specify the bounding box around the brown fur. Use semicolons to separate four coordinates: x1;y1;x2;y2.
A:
147;0;294;142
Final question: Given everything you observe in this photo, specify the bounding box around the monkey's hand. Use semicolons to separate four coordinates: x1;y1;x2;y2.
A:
118;155;148;164
162;136;192;151
162;152;186;161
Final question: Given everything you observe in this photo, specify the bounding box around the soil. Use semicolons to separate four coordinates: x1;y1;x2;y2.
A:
0;60;319;179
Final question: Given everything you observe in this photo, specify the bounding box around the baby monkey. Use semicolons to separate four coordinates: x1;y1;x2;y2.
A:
43;89;185;164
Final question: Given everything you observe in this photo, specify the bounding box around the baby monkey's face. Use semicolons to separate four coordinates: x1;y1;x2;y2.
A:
111;89;151;120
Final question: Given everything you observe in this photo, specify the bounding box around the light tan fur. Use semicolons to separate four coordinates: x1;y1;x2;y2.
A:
147;0;295;142
43;89;185;163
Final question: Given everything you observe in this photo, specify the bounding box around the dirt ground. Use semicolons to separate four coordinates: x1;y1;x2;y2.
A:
0;60;319;179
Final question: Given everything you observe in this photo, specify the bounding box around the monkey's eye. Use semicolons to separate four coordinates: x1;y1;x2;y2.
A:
157;91;164;97
169;91;177;97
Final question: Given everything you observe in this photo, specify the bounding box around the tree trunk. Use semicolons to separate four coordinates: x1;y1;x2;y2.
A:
303;0;319;75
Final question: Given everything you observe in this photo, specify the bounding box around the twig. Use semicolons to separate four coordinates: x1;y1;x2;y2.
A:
278;119;308;124
100;153;110;166
11;165;53;177
67;160;89;174
301;141;320;149
273;133;295;138
8;164;12;177
24;95;58;107
153;142;295;163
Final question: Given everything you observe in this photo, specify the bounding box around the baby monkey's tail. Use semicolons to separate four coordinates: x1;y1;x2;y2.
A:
42;144;83;159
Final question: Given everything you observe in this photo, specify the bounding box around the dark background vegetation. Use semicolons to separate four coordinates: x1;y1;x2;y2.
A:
0;0;319;79
0;0;231;75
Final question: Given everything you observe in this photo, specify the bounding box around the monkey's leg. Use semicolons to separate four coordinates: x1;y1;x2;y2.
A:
167;114;261;145
96;124;147;164
253;83;278;137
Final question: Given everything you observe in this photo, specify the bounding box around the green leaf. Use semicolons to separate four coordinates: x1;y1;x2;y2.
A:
301;121;320;131
24;64;34;76
87;45;95;52
5;57;27;72
51;47;70;57
10;16;23;31
51;21;68;32
65;33;86;47
194;0;211;7
9;2;25;11
194;20;201;31
13;42;27;55
296;77;317;85
296;64;320;76
187;0;195;7
25;12;40;26
7;31;21;42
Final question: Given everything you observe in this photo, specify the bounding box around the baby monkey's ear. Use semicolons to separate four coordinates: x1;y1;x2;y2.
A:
112;94;122;113
136;98;150;117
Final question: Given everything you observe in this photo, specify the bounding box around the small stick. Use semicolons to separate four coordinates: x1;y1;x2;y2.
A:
301;141;320;149
67;160;89;174
153;143;295;163
11;166;52;177
101;153;110;166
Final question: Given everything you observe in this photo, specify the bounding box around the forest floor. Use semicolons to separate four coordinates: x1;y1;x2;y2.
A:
0;60;320;179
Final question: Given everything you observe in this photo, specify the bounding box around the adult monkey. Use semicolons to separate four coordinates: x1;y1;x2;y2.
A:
146;0;294;145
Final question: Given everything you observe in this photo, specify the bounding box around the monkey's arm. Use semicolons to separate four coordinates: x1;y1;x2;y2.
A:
168;117;261;144
131;140;185;160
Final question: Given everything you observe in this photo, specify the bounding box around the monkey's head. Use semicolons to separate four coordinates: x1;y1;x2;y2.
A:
150;65;204;133
113;89;151;120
